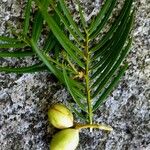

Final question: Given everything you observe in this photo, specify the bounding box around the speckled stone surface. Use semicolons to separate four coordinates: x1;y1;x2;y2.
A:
0;0;150;150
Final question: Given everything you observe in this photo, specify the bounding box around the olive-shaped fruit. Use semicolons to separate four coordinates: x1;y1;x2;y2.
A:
48;103;73;129
50;129;79;150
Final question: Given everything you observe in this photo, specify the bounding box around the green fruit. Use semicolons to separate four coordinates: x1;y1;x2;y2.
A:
50;129;79;150
48;103;73;129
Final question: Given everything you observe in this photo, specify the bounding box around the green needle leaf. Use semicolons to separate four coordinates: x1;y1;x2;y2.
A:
23;0;32;35
0;36;20;43
0;51;35;57
43;32;57;53
0;42;27;48
0;63;47;73
31;11;43;42
70;105;87;121
72;87;86;100
31;0;50;42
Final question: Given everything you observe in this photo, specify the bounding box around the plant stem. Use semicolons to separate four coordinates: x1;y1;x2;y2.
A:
75;123;113;131
84;31;93;126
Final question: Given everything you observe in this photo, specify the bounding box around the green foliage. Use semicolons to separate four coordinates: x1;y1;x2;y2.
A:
0;0;134;123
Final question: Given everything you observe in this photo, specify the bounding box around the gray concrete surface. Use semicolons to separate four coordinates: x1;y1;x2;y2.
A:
0;0;150;150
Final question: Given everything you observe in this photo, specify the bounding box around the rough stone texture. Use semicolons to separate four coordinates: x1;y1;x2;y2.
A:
0;0;150;150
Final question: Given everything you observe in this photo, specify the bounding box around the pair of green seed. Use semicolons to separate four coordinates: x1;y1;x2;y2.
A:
48;104;79;150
